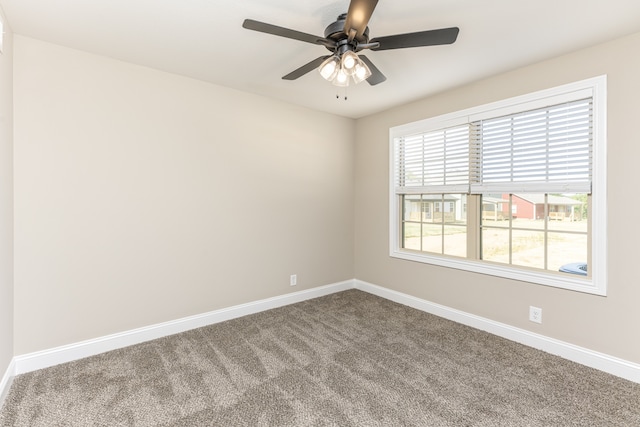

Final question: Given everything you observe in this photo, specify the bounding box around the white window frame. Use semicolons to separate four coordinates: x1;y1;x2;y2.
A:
389;76;607;296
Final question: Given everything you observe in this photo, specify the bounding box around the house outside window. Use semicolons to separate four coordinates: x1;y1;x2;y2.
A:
389;76;607;295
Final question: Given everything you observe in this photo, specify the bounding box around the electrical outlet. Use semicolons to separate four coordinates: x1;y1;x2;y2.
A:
290;274;297;286
529;306;542;324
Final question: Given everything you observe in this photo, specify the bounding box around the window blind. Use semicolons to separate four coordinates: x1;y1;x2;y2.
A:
394;98;593;195
394;124;469;194
470;98;593;194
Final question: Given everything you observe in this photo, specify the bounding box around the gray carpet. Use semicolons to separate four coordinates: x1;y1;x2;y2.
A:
1;289;639;426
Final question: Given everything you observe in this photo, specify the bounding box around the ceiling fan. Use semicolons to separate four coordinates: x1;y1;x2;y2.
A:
242;0;459;87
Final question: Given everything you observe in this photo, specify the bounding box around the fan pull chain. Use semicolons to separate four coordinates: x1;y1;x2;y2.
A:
335;87;348;101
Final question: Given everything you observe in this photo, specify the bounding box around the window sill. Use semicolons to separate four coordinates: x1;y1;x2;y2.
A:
390;248;605;296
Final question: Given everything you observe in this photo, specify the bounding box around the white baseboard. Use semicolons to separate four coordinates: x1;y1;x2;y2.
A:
13;280;354;375
0;358;15;409
7;278;640;388
354;279;640;384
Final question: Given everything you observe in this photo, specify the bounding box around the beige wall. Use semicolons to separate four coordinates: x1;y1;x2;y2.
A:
10;29;640;366
354;31;640;364
0;9;13;376
13;36;355;354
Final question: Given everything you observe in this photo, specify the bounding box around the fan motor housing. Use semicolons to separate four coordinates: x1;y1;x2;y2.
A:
323;13;370;50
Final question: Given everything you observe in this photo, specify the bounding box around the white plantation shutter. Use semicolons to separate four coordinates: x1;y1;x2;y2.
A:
470;98;593;194
394;124;469;194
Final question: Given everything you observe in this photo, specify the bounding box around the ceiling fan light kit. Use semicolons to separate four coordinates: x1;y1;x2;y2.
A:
242;0;459;88
319;50;372;86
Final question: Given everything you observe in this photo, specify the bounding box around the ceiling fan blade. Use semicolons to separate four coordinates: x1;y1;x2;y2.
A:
371;27;459;51
242;19;332;46
344;0;379;42
358;55;386;86
282;56;330;80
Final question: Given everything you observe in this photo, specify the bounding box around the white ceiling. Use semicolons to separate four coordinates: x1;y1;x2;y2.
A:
2;0;640;119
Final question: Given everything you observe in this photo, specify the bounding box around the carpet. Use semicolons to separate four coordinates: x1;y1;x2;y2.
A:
1;289;639;426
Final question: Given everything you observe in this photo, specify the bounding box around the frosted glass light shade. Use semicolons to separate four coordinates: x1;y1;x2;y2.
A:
318;51;370;86
332;68;349;87
341;51;359;76
352;59;372;84
319;56;340;81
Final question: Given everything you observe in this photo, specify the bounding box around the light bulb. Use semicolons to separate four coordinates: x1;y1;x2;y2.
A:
318;56;340;81
343;55;356;69
333;68;349;87
341;51;359;76
352;59;372;84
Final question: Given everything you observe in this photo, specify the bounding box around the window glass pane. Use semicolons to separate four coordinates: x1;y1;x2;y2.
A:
421;195;443;223
548;214;588;233
403;194;469;256
480;193;590;273
481;228;509;264
421;201;431;220
511;193;544;222
404;195;422;221
514;219;545;231
443;194;465;225
511;230;545;270
402;222;421;251
547;194;588;232
511;193;545;231
422;223;443;253
443;194;467;257
549;233;588;275
444;225;467;257
482;194;510;227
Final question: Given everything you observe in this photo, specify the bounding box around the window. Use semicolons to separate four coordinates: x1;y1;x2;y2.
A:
390;76;607;295
480;193;588;272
